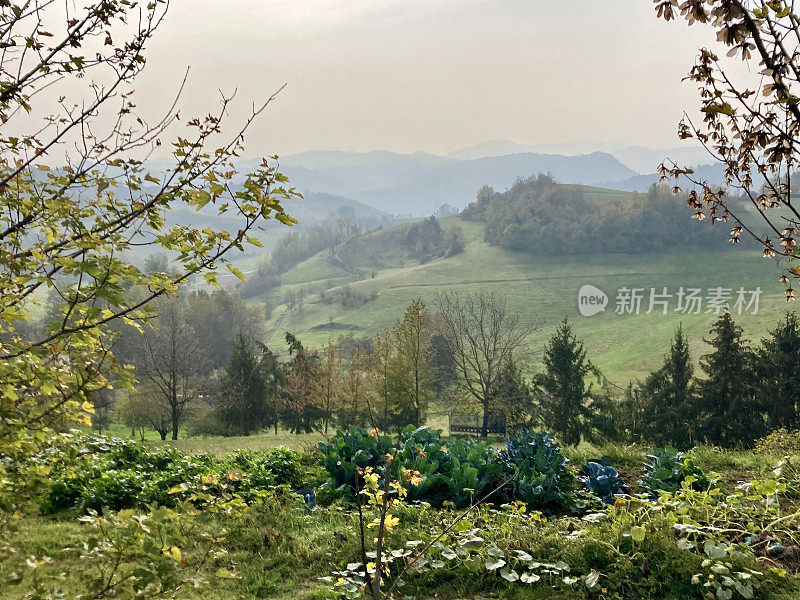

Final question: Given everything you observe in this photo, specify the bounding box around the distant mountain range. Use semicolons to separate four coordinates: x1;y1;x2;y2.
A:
268;145;723;215
142;140;723;219
276;150;641;215
446;139;714;174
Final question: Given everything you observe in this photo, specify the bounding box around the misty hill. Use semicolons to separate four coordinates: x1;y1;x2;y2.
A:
152;189;385;266
447;139;715;174
278;150;638;214
600;163;727;192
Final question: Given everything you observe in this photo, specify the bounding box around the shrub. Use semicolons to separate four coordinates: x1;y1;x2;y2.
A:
221;447;303;488
318;426;394;494
39;433;303;513
397;426;504;507
501;429;574;511
755;427;800;456
318;426;576;511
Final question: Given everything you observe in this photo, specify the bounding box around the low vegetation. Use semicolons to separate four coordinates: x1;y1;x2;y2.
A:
5;430;800;600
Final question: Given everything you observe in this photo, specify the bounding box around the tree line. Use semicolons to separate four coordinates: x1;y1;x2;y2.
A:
461;174;742;255
626;312;800;449
92;276;800;450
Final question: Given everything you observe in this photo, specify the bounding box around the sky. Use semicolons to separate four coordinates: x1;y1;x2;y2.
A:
133;0;723;158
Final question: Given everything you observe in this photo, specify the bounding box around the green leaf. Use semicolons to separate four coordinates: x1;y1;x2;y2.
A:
500;567;519;582
704;540;727;559
520;572;541;584
227;264;246;282
631;526;646;542
485;557;506;570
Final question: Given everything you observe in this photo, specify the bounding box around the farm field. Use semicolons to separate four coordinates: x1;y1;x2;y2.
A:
256;217;789;384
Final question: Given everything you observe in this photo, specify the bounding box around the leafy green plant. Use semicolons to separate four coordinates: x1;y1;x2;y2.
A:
640;447;716;497
501;429;574;511
221;447;303;488
38;433;302;513
578;461;629;504
319;427;576;510
318;426;394;496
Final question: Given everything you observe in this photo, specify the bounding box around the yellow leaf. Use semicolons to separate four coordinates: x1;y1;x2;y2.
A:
167;546;182;562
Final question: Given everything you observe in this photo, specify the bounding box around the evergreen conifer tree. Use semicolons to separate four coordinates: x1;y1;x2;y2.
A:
536;317;597;446
641;325;697;448
217;333;265;435
698;313;760;447
754;313;800;431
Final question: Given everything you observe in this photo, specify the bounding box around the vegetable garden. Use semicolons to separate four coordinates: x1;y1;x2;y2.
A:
4;427;800;599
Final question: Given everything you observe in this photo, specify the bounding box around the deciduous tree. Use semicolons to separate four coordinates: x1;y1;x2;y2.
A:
391;298;433;428
314;343;343;434
0;0;298;457
435;291;536;437
656;1;800;298
135;298;208;440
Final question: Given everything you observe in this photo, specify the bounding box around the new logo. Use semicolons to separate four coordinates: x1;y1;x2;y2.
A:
578;284;608;317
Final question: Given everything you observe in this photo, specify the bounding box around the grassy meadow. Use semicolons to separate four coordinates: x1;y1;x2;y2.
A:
255;217;789;384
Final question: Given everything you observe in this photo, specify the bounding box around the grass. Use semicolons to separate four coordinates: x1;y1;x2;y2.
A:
97;422;325;454
255;216;789;384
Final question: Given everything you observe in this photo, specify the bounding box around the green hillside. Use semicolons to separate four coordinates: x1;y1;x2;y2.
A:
255;216;789;385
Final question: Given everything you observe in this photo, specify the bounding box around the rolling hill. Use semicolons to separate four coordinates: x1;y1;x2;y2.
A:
272;150;639;214
249;211;791;386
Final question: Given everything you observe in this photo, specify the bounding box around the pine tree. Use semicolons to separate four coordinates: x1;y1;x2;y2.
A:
217;333;265;435
754;313;800;431
641;325;697;448
698;312;760;447
536;317;597;446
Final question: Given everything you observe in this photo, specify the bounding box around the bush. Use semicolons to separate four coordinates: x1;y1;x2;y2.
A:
755;427;800;456
318;426;575;511
222;447;303;488
397;426;503;508
318;426;395;494
501;429;574;511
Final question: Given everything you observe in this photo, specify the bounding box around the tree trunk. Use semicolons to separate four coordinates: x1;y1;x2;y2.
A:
481;399;489;438
171;389;179;440
159;430;167;441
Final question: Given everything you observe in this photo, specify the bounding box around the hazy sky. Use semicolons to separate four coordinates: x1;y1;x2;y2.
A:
134;0;721;158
